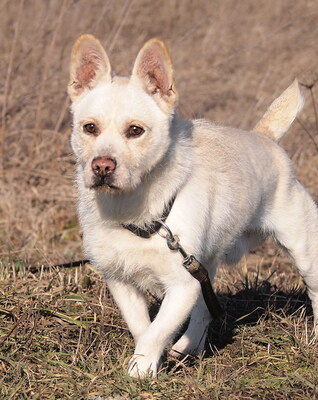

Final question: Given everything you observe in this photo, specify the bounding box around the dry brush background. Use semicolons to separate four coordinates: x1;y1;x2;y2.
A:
1;0;318;399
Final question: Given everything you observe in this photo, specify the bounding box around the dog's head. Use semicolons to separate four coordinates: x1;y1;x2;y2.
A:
68;35;178;193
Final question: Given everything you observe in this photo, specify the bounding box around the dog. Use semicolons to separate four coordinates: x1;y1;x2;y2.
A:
68;35;318;378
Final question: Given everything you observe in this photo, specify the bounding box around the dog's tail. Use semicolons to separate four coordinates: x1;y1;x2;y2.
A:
253;79;304;142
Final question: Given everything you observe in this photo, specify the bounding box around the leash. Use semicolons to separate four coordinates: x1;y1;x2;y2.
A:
30;259;90;273
155;221;223;319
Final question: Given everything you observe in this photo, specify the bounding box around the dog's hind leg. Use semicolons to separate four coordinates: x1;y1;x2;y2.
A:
269;181;318;333
170;292;211;357
170;264;217;357
171;231;267;358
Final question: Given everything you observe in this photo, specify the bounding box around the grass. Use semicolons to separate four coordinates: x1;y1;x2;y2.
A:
1;1;318;399
0;260;317;399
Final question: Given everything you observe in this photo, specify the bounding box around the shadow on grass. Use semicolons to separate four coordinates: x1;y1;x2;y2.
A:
206;280;312;354
164;276;313;373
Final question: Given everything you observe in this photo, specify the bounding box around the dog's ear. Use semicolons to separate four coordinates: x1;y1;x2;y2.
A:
254;79;304;141
131;39;177;112
68;34;111;101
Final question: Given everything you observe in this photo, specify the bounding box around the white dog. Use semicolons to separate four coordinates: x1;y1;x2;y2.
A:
68;35;318;378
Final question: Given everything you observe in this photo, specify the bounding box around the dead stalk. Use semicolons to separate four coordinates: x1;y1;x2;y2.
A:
54;96;70;134
54;0;115;138
296;117;318;154
1;0;24;175
2;0;24;131
34;0;67;130
309;86;318;137
108;0;135;54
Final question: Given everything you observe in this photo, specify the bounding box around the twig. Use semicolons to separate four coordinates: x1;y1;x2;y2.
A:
299;79;318;154
108;0;135;54
34;0;68;129
1;0;25;176
54;96;70;133
0;311;29;346
2;0;24;131
296;117;318;154
309;87;318;137
92;0;114;35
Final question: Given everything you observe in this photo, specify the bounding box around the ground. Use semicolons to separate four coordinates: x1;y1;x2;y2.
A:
1;1;318;399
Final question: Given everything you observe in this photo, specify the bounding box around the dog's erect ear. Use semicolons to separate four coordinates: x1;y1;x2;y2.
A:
68;34;111;101
254;79;304;141
131;39;177;112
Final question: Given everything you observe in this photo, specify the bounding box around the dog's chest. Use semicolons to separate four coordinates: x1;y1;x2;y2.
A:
83;225;167;295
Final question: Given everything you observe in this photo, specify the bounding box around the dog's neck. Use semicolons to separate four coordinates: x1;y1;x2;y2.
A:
91;115;193;227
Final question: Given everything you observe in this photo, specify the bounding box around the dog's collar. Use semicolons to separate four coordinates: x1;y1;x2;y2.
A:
122;197;176;238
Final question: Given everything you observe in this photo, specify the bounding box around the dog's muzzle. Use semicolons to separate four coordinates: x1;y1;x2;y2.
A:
91;156;117;189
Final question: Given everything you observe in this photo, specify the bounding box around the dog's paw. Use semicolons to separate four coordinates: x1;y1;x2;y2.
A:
127;354;160;379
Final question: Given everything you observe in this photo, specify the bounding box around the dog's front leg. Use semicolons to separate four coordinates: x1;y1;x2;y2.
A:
127;274;201;378
106;279;151;343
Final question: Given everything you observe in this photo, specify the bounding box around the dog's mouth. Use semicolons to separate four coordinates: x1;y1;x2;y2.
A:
91;176;120;192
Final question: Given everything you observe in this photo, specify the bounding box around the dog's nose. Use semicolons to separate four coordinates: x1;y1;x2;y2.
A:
91;156;117;176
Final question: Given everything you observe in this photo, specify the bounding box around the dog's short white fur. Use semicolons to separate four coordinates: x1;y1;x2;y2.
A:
68;35;318;378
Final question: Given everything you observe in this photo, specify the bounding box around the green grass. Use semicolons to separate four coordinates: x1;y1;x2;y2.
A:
0;261;317;399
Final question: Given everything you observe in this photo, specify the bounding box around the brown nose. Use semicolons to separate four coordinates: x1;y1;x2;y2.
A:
91;156;117;177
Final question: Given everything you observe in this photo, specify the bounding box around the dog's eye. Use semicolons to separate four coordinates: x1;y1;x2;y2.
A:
83;123;99;136
127;125;145;138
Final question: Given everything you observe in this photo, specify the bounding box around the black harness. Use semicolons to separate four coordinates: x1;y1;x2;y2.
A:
121;197;176;238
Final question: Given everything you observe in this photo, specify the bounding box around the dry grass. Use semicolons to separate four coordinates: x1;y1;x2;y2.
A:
1;262;317;399
1;0;318;398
